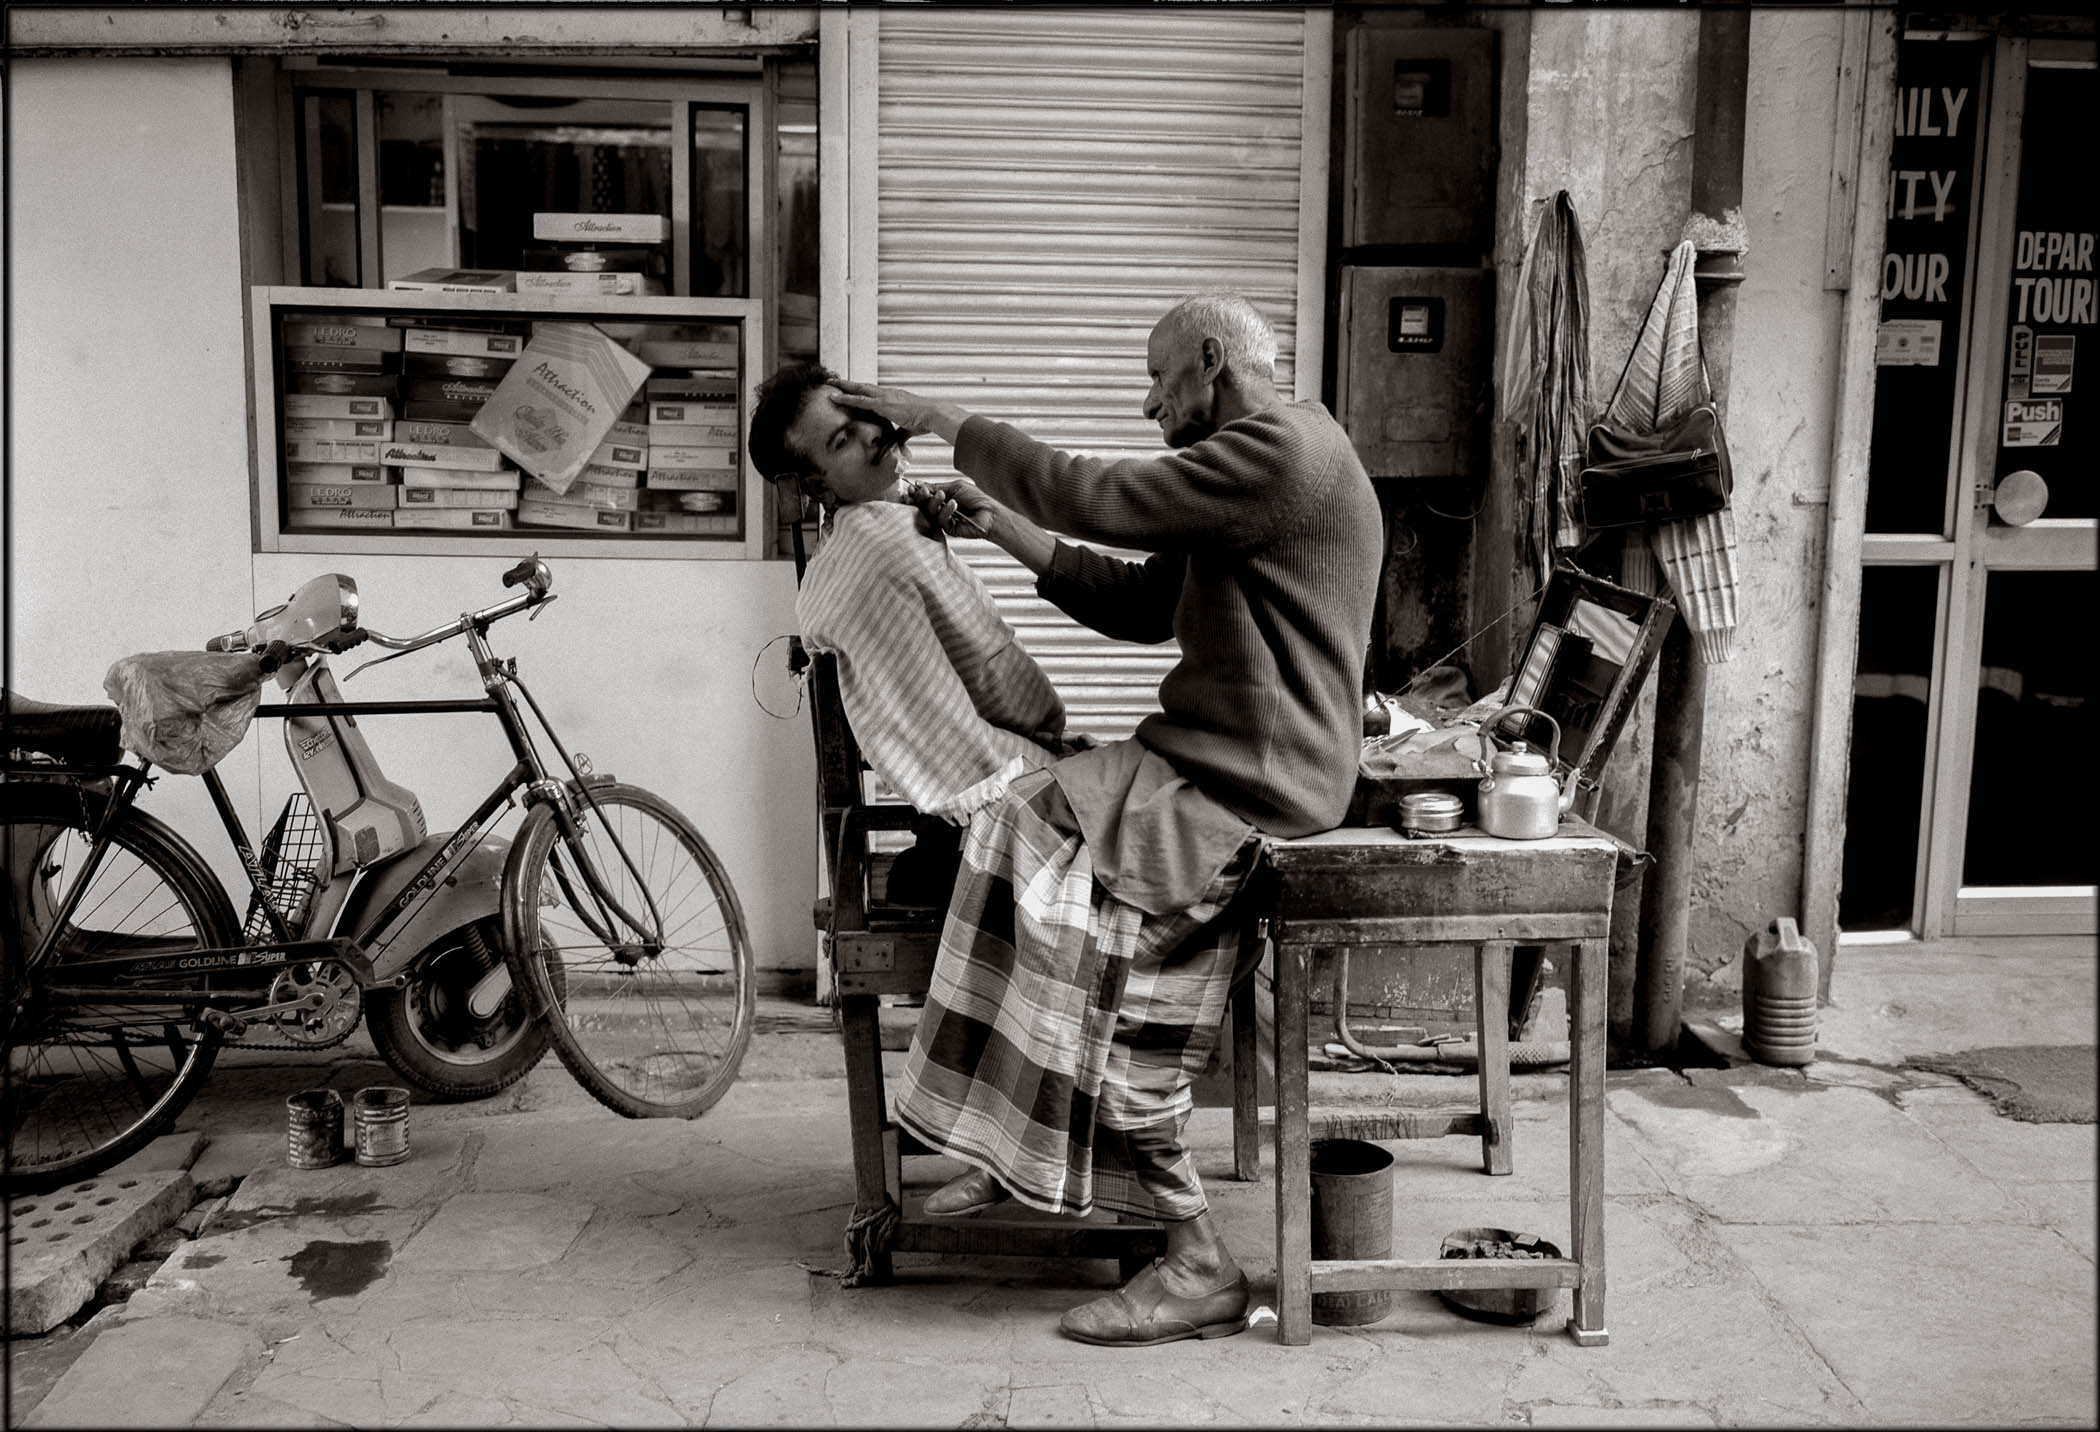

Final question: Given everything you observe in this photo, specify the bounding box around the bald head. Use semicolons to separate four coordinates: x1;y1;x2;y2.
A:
1142;292;1283;447
1157;293;1278;384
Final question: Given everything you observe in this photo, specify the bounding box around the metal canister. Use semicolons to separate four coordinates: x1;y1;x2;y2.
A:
351;1085;412;1167
1742;917;1818;1066
285;1089;344;1169
1395;790;1465;836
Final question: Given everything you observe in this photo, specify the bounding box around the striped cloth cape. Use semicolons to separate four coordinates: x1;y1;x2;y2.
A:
895;769;1258;1220
797;500;1066;823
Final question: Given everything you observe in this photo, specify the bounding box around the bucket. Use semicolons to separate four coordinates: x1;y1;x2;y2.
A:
1742;917;1818;1066
1309;1138;1395;1326
285;1089;344;1169
351;1086;412;1167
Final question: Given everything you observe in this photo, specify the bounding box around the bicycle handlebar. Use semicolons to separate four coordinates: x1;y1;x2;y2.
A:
206;558;556;664
360;587;538;654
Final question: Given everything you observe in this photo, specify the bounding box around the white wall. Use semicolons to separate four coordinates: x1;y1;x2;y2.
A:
7;59;815;977
1688;8;1850;975
1519;12;1849;987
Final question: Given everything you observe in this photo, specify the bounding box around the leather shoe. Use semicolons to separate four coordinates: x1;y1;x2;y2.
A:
1059;1260;1250;1346
924;1166;1010;1217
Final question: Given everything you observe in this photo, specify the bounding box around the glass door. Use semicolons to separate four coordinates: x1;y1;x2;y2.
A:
1842;31;2097;943
1937;37;2098;937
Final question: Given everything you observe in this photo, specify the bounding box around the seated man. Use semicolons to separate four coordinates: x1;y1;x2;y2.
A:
750;363;1069;898
837;292;1382;1347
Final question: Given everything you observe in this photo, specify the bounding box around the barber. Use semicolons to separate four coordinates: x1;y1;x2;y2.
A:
837;292;1381;1347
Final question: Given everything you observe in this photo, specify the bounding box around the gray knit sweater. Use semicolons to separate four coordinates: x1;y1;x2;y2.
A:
955;400;1382;836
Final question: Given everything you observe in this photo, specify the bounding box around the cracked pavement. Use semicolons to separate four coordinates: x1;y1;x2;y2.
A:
9;945;2094;1427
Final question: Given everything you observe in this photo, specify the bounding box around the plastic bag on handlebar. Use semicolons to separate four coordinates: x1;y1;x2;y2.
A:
101;650;265;774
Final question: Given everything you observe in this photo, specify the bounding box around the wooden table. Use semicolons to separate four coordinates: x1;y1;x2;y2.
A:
1257;820;1617;1346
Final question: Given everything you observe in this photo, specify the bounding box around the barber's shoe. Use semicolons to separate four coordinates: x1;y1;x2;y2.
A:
923;1167;1009;1217
1058;1260;1251;1347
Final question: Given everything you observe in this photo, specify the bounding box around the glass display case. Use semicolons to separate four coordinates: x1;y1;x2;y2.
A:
251;286;763;558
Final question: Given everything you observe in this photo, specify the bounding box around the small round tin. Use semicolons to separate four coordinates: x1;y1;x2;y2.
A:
1395;790;1464;835
351;1086;412;1168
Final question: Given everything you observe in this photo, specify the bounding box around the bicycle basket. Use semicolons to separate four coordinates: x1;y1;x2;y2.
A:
243;793;327;939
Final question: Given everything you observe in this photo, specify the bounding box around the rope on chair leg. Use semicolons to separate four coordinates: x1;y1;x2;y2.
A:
842;1195;902;1286
797;1194;902;1286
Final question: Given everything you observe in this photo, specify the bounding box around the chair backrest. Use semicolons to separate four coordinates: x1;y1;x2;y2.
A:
805;646;864;819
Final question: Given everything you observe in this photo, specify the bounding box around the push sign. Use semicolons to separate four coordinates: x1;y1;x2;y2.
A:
1387;296;1445;353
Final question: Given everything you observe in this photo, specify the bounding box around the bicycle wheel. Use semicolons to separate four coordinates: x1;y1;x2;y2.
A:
502;782;754;1119
3;783;239;1193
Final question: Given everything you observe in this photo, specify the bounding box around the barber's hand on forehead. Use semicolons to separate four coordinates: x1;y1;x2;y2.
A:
833;380;970;444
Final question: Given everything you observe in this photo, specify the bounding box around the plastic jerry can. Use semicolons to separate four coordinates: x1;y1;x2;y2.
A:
282;663;426;875
1741;916;1818;1066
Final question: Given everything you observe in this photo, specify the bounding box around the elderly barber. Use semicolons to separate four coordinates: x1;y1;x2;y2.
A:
838;292;1380;1347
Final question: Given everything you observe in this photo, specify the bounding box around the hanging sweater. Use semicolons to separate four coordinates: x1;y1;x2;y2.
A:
797;500;1065;824
955;400;1382;909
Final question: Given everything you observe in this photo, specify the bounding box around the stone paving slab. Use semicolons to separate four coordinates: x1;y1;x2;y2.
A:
1608;1081;2027;1223
1897;1083;2099;1183
20;1313;255;1427
144;1208;429;1319
186;1130;278;1198
394;1190;591;1271
1723;1220;2098;1425
213;1127;471;1224
107;1130;207;1176
6;1168;193;1335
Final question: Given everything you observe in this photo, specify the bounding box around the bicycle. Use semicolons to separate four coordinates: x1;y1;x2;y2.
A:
2;557;754;1194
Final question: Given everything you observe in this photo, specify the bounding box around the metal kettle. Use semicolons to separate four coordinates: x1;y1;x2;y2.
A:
1475;706;1575;840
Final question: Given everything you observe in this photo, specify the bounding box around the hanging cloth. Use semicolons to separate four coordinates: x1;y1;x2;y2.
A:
1596;239;1742;663
1501;191;1593;582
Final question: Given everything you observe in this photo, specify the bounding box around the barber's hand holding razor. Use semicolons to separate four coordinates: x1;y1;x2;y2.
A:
904;476;1057;577
906;477;995;538
833;380;972;445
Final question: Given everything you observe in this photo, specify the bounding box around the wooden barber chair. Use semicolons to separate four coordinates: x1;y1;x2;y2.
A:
802;647;1261;1285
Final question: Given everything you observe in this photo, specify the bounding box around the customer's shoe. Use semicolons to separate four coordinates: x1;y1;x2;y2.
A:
1058;1260;1251;1346
923;1166;1010;1217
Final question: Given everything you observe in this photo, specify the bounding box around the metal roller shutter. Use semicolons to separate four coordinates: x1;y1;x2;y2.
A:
875;8;1311;740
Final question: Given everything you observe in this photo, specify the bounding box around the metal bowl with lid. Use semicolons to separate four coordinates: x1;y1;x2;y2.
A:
1394;790;1464;836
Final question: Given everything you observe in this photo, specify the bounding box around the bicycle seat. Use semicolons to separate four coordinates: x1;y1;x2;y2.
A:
1;690;123;765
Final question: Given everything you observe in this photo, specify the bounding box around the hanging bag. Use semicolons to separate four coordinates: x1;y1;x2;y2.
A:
1582;240;1743;661
1576;403;1731;528
1577;247;1736;530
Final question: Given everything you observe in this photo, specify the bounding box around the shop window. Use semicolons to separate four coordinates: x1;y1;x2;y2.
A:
249;59;816;556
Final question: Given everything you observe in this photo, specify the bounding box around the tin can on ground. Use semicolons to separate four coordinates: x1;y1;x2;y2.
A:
352;1085;412;1167
285;1088;344;1169
1310;1138;1395;1326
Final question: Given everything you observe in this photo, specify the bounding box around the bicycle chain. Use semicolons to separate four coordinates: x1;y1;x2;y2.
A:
223;1022;361;1054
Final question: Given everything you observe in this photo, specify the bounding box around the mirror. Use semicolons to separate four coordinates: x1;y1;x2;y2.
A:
1501;567;1673;787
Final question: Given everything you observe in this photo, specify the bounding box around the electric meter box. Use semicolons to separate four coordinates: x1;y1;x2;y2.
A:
1344;26;1496;248
1337;266;1492;481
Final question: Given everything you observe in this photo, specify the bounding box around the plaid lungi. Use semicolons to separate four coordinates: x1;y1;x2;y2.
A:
894;769;1257;1221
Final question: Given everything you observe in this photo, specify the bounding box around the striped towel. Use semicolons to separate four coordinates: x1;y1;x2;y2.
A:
895;770;1258;1219
1601;240;1742;661
798;500;1066;823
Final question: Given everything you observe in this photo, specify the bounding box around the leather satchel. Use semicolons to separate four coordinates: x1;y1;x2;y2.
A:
1578;403;1732;529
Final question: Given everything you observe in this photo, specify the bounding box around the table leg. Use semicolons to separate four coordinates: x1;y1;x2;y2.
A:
1566;939;1608;1345
1475;942;1513;1175
1274;941;1313;1345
